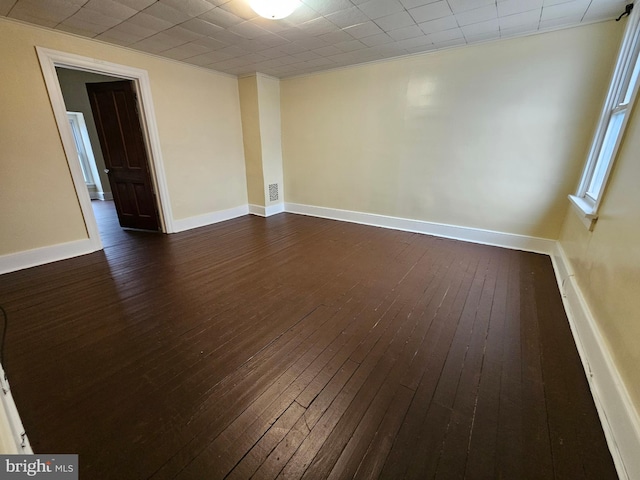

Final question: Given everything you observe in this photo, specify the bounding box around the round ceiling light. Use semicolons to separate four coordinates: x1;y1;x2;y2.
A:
249;0;301;20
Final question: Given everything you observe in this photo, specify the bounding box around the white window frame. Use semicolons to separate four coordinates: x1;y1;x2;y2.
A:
569;4;640;230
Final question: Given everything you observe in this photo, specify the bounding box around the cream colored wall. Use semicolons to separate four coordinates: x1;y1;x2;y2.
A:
559;96;640;416
281;22;622;239
0;18;246;255
257;75;284;206
238;76;266;206
56;68;118;195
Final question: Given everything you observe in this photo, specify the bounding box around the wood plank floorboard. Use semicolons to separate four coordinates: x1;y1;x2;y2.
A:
0;200;617;479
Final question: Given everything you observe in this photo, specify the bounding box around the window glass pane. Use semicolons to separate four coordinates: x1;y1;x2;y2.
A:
586;110;626;200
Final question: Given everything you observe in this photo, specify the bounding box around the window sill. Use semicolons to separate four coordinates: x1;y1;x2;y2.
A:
568;195;598;231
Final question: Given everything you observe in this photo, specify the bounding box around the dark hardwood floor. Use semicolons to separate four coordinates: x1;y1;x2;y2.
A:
0;200;616;479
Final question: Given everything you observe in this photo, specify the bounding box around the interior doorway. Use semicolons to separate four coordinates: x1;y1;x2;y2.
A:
36;47;175;252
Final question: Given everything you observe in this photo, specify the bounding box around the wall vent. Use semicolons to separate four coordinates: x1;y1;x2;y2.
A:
268;183;279;202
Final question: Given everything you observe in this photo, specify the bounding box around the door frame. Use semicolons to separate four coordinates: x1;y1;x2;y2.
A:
36;46;175;251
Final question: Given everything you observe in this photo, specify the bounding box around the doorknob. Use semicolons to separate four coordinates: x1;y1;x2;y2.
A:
104;169;110;173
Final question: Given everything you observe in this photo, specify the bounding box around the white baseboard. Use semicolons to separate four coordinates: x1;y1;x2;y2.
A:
249;203;285;217
97;192;113;201
284;202;555;254
0;239;97;275
172;204;249;233
552;244;640;480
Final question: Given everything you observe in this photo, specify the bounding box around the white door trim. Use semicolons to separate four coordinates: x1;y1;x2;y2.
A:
35;46;175;249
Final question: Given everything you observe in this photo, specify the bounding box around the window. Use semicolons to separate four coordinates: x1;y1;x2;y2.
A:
570;3;640;229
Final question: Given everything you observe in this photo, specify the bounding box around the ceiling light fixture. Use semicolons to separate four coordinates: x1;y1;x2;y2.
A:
249;0;301;20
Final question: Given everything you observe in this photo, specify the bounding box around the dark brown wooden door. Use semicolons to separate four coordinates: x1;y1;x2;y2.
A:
86;80;160;231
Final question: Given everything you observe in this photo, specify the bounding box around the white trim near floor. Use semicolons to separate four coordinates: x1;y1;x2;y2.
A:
551;244;640;480
172;205;249;233
249;203;285;217
0;239;97;275
284;202;556;254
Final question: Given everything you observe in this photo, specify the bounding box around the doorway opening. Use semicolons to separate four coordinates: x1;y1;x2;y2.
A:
36;47;175;252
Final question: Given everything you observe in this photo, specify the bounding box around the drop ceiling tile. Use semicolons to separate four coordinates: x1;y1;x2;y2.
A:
96;26;145;44
497;0;543;17
0;0;16;16
455;4;497;26
359;32;393;46
295;35;331;49
242;33;287;48
342;20;384;38
249;15;291;33
143;1;191;23
301;0;353;15
283;3;322;23
460;18;498;36
303;56;336;67
404;42;437;53
83;0;137;20
208;27;246;44
334;38;367;51
543;0;575;5
464;30;499;42
108;19;157;38
498;9;541;29
180;17;223;36
312;44;343;56
433;36;466;48
183;50;232;65
394;33;433;49
114;0;155;10
218;0;257;20
9;0;80;24
133;31;187;52
447;0;495;14
417;14;458;34
191;35;229;49
197;7;243;28
66;8;123;28
374;10;416;31
500;22;539;37
539;13;583;28
357;0;405;20
163;25;205;42
256;46;289;59
277;41;309;54
399;0;439;9
540;0;590;21
299;16;339;36
287;50;318;61
161;41;210;59
408;1;452;23
387;24;424;40
427;26;463;42
159;0;214;17
57;22;102;36
325;6;369;28
583;2;625;22
317;29;354;43
127;12;174;32
227;20;271;39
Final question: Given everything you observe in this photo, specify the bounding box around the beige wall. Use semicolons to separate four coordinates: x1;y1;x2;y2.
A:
257;75;284;206
238;76;266;206
281;22;622;239
559;94;640;416
56;67;119;196
0;18;247;255
238;74;285;207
